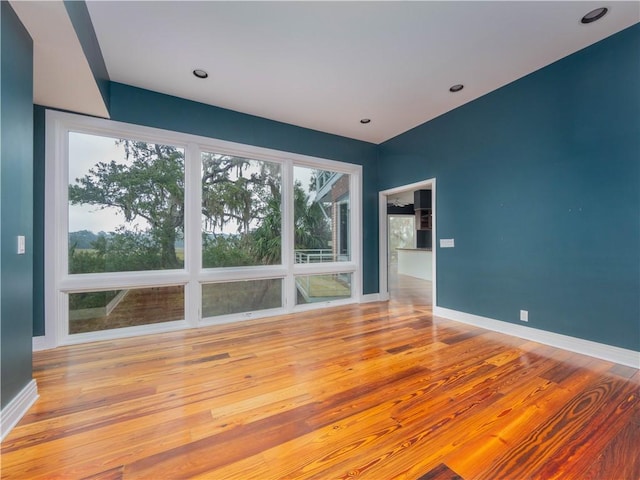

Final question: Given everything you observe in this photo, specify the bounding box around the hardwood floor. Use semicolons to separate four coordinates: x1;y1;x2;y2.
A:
388;271;432;307
2;300;639;479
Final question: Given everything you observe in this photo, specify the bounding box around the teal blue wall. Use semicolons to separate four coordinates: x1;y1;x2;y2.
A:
1;1;34;408
379;24;640;351
32;105;46;337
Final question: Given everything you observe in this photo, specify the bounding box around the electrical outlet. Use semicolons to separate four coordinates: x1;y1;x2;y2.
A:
520;310;528;322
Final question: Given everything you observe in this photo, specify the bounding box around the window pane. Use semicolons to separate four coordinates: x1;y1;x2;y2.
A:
202;153;282;268
68;132;185;274
295;273;352;305
293;167;350;263
69;285;184;334
202;279;282;318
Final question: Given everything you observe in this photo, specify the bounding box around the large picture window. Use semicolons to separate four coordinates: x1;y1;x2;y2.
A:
46;111;361;346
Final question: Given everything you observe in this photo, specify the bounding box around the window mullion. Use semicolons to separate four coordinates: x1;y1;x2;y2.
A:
185;143;202;327
352;171;362;300
281;159;295;311
47;119;69;347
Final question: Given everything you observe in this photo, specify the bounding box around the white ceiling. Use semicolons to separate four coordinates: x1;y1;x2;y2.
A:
15;1;640;144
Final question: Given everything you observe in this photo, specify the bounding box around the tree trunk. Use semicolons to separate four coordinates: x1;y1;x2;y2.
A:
251;281;271;310
160;223;179;269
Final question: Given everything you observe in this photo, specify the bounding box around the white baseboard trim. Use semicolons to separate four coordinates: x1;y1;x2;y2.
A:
433;306;640;369
1;379;38;442
361;293;384;303
33;335;55;351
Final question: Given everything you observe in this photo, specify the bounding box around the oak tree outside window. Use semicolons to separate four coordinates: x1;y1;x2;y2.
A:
201;153;282;268
68;133;185;274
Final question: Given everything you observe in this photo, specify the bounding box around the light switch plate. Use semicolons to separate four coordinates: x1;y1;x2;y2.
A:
440;238;455;248
17;235;26;255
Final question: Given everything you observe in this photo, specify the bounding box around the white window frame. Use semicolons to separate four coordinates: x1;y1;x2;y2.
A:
44;110;362;347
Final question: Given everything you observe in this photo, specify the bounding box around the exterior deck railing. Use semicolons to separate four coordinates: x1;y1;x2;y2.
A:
294;249;334;263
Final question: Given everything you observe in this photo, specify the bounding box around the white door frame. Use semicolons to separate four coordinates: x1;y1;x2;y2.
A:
378;178;436;304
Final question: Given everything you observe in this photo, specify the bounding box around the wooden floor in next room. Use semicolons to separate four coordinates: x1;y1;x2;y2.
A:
1;299;638;479
388;271;432;307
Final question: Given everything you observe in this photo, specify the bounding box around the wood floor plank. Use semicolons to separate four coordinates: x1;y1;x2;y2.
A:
477;375;632;480
1;293;638;480
259;408;403;479
301;349;564;478
580;421;640;480
445;358;614;480
80;465;125;480
417;463;463;480
532;379;640;479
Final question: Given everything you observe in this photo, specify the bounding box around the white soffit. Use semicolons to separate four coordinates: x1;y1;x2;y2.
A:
10;0;109;119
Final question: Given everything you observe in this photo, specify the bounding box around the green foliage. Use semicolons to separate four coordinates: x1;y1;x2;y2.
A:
202;235;256;268
69;141;184;269
293;181;331;249
68;246;105;275
68;230;101;249
69;137;333;274
201;153;281;234
69;290;119;311
201;153;284;267
251;179;332;265
69;229;176;274
251;198;282;265
202;279;281;317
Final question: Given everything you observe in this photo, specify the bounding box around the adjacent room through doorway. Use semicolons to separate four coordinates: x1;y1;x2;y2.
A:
380;180;435;308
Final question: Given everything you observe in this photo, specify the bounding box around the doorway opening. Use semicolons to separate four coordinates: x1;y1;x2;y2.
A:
379;179;435;308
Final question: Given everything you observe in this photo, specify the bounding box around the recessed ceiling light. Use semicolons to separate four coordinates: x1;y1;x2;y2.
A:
193;69;209;79
581;7;608;24
449;84;464;93
360;118;371;124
